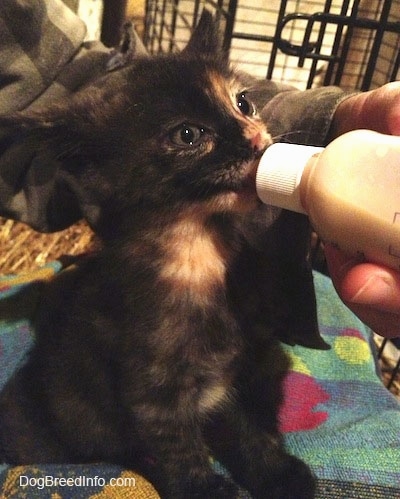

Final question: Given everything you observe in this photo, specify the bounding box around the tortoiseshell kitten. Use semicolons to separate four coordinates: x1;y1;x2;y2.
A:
0;11;325;498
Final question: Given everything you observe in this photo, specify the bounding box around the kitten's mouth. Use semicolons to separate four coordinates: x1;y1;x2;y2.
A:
207;157;262;213
215;158;261;213
235;158;259;195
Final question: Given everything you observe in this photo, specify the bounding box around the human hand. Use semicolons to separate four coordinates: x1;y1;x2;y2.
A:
326;82;400;337
330;80;400;138
325;245;400;338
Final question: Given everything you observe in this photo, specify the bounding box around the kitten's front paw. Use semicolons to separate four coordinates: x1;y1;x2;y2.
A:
262;455;316;499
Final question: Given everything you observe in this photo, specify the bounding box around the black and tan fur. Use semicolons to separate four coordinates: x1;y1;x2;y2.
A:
0;11;324;498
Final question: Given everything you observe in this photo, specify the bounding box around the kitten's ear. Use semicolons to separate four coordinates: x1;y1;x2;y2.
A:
106;22;148;72
183;9;226;59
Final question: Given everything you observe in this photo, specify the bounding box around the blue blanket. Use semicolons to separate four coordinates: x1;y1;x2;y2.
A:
0;265;399;498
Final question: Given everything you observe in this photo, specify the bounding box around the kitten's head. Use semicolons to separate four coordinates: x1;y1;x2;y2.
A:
8;10;271;235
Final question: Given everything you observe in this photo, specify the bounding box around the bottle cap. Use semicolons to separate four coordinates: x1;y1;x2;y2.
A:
256;142;323;214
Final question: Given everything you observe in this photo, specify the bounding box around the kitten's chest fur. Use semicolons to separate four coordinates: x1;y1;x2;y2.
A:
157;211;230;300
117;210;243;412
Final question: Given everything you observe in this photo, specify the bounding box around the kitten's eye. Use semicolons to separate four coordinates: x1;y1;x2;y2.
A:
169;124;205;147
236;93;256;117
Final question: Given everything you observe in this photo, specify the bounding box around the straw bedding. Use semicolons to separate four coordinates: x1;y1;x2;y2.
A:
0;218;97;276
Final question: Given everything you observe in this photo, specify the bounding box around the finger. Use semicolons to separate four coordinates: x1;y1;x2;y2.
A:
340;264;400;314
362;81;400;136
332;82;400;138
325;245;400;338
325;245;400;314
344;303;400;339
324;244;364;288
379;81;400;136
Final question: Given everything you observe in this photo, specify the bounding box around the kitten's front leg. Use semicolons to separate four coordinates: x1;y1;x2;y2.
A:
134;412;240;499
207;407;315;499
206;344;316;498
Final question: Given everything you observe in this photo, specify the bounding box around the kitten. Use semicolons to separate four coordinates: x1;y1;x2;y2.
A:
0;11;324;498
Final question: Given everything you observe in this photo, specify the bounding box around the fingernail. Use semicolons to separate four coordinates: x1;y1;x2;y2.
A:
349;273;394;306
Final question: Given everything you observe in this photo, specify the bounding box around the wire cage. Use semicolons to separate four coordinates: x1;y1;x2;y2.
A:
144;0;400;91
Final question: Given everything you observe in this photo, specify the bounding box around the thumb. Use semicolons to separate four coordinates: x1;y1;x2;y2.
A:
325;244;400;314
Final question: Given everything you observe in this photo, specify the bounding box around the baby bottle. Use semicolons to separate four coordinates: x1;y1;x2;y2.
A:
256;129;400;271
